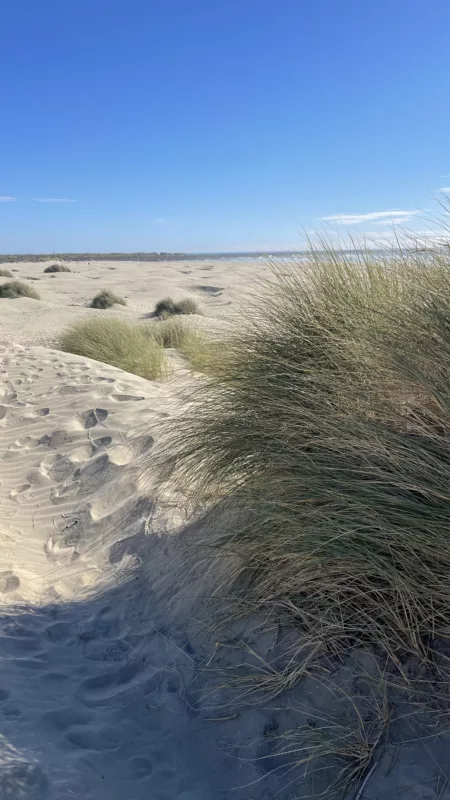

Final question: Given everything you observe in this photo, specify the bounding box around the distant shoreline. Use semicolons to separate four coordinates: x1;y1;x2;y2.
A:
0;249;386;263
0;251;303;263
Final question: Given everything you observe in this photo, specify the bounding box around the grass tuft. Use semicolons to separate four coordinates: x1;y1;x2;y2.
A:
165;241;450;670
89;289;126;309
0;268;13;278
154;296;199;318
175;296;199;315
0;280;40;299
59;317;167;380
145;317;216;375
148;317;188;348
44;263;71;273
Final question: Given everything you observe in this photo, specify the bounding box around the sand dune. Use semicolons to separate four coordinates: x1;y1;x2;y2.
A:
0;336;296;799
1;259;449;799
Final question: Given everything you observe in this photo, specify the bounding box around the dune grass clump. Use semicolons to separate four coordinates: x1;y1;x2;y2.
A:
147;316;215;372
59;318;167;380
90;289;126;309
149;317;188;348
175;297;199;315
167;241;450;673
0;268;13;278
154;296;199;318
44;263;71;273
0;280;40;299
179;329;220;372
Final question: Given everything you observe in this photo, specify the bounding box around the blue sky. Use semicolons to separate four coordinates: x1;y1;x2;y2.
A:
1;0;450;253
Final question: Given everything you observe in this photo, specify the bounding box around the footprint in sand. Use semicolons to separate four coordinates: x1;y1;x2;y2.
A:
108;435;154;465
8;484;32;503
26;466;51;486
50;481;81;504
44;535;77;562
66;727;123;750
22;407;49;420
82;408;108;429
192;284;223;296
128;755;154;777
39;707;92;731
0;384;18;404
3;436;34;459
38;430;77;448
44;453;75;481
91;436;112;452
0;571;20;593
77;658;147;706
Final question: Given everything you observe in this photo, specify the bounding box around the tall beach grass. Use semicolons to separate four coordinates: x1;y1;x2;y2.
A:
164;238;450;672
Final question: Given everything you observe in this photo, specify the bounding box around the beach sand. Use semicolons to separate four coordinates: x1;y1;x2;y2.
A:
0;258;293;800
0;258;449;799
0;257;269;347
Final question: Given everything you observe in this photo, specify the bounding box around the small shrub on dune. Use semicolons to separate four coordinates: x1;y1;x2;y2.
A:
90;290;126;309
0;280;40;299
154;298;177;318
154;296;199;318
166;241;450;678
44;263;71;273
0;268;13;278
59;318;167;380
175;297;199;315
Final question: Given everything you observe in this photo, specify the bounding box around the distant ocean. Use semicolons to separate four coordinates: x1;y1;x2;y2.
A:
188;249;384;263
189;251;308;262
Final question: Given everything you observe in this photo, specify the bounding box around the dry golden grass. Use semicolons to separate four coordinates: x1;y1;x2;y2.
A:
0;280;40;299
59;317;167;380
145;317;214;372
148;317;188;348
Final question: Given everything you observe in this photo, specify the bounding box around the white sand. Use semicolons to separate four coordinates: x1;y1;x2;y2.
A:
1;259;448;800
0;259;295;800
0;258;270;347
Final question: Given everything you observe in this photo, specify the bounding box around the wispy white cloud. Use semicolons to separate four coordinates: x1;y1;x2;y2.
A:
441;175;450;178
371;216;412;226
153;217;168;224
33;197;76;203
0;196;16;202
320;210;422;226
